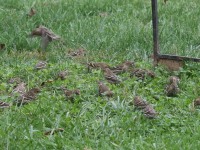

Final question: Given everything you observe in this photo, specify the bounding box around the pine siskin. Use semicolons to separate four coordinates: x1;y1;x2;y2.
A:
193;97;200;106
0;101;10;108
12;82;26;96
87;62;111;72
130;68;155;80
8;77;22;84
57;71;68;80
169;76;180;84
35;61;47;70
30;25;60;50
103;68;121;84
133;96;149;109
111;61;135;74
69;48;86;57
64;89;80;101
98;81;113;97
143;105;157;119
165;76;180;97
14;87;41;106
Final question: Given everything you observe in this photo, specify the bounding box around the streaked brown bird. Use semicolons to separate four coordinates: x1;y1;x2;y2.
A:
14;87;41;106
169;76;180;84
193;97;200;106
57;70;68;80
111;61;135;74
0;101;10;108
35;61;47;70
30;25;60;50
8;77;22;84
103;68;121;84
133;96;149;109
64;89;80;101
12;82;26;96
130;68;155;80
98;81;113;97
69;48;86;57
143;105;157;119
87;62;111;72
165;76;180;97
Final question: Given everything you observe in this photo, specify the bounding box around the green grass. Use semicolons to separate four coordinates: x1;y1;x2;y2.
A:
1;0;200;149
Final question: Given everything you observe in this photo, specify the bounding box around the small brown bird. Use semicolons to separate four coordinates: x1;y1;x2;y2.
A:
12;82;26;96
0;101;10;108
103;68;121;84
130;68;155;80
35;61;47;70
133;96;149;109
27;8;36;17
169;76;180;84
193;97;200;106
87;62;111;72
111;61;135;74
98;81;113;97
143;105;157;119
69;48;86;57
57;70;68;80
165;76;180;97
30;25;60;50
64;89;80;101
8;77;22;84
14;87;41;106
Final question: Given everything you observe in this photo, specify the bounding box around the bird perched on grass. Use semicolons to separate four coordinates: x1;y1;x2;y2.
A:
130;68;155;80
0;101;10;108
110;61;135;74
165;76;180;97
87;62;111;72
68;48;86;57
29;25;60;50
98;81;113;97
103;68;121;84
64;89;80;101
56;70;68;80
133;96;149;109
8;77;22;84
35;61;47;70
14;87;41;106
143;105;157;119
12;82;26;96
193;97;200;107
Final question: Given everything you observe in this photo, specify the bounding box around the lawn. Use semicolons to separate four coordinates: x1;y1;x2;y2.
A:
1;0;200;149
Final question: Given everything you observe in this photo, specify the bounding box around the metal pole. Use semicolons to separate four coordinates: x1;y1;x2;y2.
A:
151;0;160;65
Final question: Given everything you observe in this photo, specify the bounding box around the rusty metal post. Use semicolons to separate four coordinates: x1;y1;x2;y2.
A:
151;0;160;65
